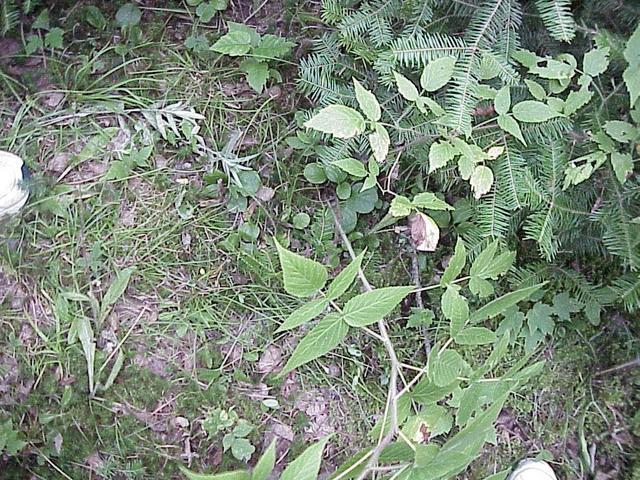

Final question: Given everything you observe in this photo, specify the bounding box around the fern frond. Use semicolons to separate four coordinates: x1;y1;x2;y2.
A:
493;139;525;210
0;0;19;36
534;0;576;43
610;274;640;312
391;33;468;68
476;189;513;238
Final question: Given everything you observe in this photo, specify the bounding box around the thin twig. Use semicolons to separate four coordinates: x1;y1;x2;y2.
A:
594;357;640;377
329;202;401;480
410;250;431;355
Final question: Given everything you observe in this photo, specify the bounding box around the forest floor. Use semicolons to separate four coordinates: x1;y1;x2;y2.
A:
0;1;638;479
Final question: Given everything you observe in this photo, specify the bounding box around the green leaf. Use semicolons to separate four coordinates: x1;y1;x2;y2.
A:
524;79;546;100
353;78;381;122
497;114;525;145
75;317;96;392
369;123;390;163
623;65;640;107
390;195;413;218
583;47;610;77
604;120;637;143
304;105;366;139
253;35;294;58
469;277;494;298
44;27;64;49
180;466;250;480
454;327;497;345
345;184;378;213
411;379;459;405
280;314;349;374
333;158;367;178
83;6;106;30
196;2;218;22
493;86;511;116
512;100;563;123
430;349;464;387
211;29;252;56
610;152;633;184
280;437;329;480
252;440;276;480
412;192;454;211
275;298;328;333
394;72;419;101
470;242;515;280
115;3;141;27
470;283;546;323
292;212;311;230
429;140;456;173
275;239;328;297
441;238;466;285
326;252;365;300
100;267;135;321
470;165;494;199
420;56;456;92
231;437;255;462
342;286;414;327
564;87;594;115
240;58;269;93
441;285;469;335
527;302;555;335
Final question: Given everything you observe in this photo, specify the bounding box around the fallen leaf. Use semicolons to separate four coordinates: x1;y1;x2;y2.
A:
409;212;440;251
256;345;282;374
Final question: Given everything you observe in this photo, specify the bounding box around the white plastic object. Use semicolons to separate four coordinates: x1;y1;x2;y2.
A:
0;150;29;218
508;460;558;480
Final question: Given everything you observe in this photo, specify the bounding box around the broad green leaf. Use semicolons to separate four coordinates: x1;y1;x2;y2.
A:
276;298;328;333
493;86;511;116
253;34;294;58
369;123;390;162
610;152;633;184
403;405;453;440
326;252;365;300
304;105;366;139
196;2;219;22
564;87;594;115
275;239;328;297
454;327;497;345
411;378;459;405
394;72;419;101
303;163;326;184
512;100;563;123
430;349;464;387
280;314;349;374
412;192;454;211
342;286;414;327
441;238;466;285
604;120;637;143
470;283;546;323
180;467;250;480
524;79;546;100
497;114;526;145
458;155;475;180
390;195;413;217
429;140;456;173
280;438;329;480
418;96;446;116
115;3;141;27
624;22;640;66
100;267;135;321
527;302;555;335
441;285;469;335
345;183;378;213
44;28;64;49
333;158;367;178
623;65;640;107
583;47;610;77
420;56;456;92
353;78;381;122
470;242;515;280
240;58;269;93
469;165;494;199
469;277;494;298
211;30;252;56
252;440;276;480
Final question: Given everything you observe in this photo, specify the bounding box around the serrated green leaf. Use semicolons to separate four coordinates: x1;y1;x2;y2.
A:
326;252;364;300
497;114;526;145
454;327;497;345
276;298;328;333
470;165;494;199
524;79;546;100
564;87;594;115
623;65;640;107
430;349;464;387
512;100;563;123
211;29;252;56
420;56;456;92
390;195;414;218
275;239;327;297
280;437;329;480
583;47;610;77
180;467;250;480
469;277;494;298
353;78;381;122
441;285;469;335
196;2;219;22
493;86;511;116
394;71;419;101
333;158;367;178
610;152;633;184
604;120;637;143
280;314;348;374
369;123;390;163
304;105;366;139
240;58;269;93
251;440;276;480
411;379;459;405
253;34;294;58
412;192;454;211
342;286;414;327
441;238;466;285
470;283;546;323
429;140;456;173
